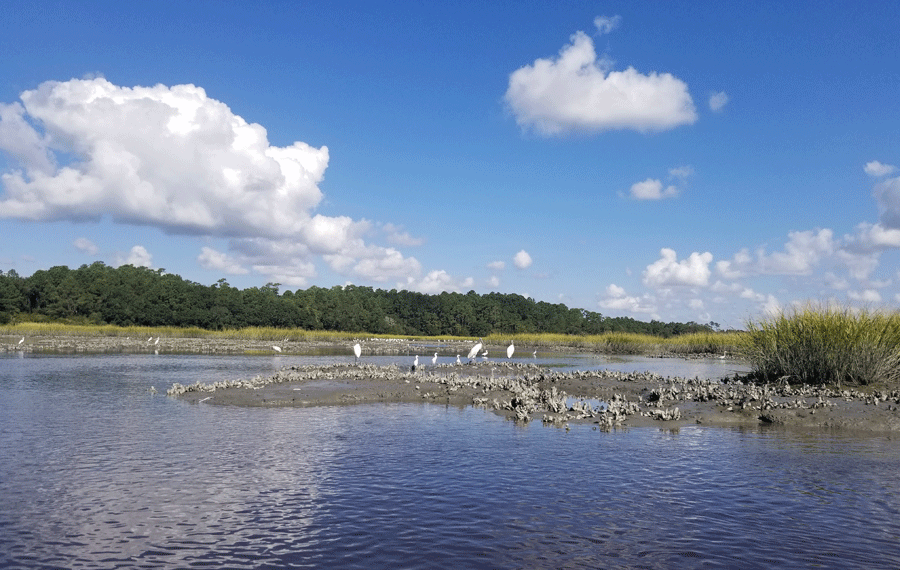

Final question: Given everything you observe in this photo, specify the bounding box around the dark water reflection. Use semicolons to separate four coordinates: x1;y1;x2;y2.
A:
1;353;898;569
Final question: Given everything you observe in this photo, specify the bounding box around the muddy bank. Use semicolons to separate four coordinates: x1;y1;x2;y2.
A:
6;334;898;432
167;361;900;433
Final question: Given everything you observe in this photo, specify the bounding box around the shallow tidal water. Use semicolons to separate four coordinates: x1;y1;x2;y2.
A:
1;352;899;569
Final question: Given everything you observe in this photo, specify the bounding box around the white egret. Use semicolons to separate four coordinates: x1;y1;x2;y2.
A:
432;352;438;366
19;336;25;345
272;345;282;352
532;350;537;358
154;337;160;346
456;354;461;365
467;339;483;362
507;341;514;359
412;355;419;372
353;342;362;362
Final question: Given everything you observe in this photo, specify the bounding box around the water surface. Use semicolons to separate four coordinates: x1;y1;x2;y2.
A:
1;353;897;569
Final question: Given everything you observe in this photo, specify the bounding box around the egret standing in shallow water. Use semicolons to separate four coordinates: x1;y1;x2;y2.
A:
467;339;483;363
507;341;515;359
353;342;362;363
18;337;25;345
272;345;282;353
432;352;438;366
456;354;461;365
412;355;419;372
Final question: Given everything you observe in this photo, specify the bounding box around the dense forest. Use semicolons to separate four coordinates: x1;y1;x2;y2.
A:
0;262;718;337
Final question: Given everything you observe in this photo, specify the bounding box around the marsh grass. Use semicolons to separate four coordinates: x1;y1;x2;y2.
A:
744;304;900;386
3;323;743;356
485;331;741;355
0;323;367;343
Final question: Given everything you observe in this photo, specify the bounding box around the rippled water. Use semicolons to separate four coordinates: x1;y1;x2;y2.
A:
1;353;898;569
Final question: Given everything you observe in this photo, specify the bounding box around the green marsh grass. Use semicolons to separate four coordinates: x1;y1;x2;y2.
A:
4;323;744;357
744;304;900;387
485;331;741;355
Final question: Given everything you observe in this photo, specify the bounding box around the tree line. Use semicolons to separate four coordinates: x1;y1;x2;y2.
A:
0;262;716;337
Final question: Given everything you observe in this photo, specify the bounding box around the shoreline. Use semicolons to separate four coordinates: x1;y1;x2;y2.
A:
5;334;899;433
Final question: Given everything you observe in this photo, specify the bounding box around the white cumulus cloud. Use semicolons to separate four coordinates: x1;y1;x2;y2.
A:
629;166;692;200
873;175;900;229
864;161;896;177
598;284;658;316
717;229;835;278
401;270;474;295
504;28;697;136
0;78;423;285
117;245;152;268
513;249;533;269
198;246;249;275
630;178;677;200
848;289;882;303
643;249;713;288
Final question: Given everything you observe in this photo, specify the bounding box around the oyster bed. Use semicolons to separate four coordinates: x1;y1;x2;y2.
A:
168;361;900;432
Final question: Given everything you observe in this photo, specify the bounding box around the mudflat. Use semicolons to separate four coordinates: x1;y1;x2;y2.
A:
6;334;900;432
170;361;900;433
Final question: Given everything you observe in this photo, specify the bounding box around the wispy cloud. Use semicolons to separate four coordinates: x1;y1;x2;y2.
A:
593;15;622;35
709;91;729;112
74;237;98;256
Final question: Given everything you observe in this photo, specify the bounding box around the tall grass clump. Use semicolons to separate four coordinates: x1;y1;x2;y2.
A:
744;304;900;387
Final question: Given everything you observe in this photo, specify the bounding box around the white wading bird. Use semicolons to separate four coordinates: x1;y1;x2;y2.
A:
354;342;362;362
412;355;419;372
272;345;282;352
507;341;515;359
432;352;438;366
456;354;461;365
19;336;25;345
467;339;483;363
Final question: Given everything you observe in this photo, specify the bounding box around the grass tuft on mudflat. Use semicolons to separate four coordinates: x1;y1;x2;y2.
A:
744;304;900;387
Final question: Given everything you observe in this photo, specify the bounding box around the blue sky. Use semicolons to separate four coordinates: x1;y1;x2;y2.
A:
1;1;899;328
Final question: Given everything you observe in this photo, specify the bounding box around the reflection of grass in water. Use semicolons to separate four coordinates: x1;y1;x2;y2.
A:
744;304;900;387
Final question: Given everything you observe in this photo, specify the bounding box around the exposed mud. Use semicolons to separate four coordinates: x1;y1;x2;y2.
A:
6;334;898;432
168;361;900;433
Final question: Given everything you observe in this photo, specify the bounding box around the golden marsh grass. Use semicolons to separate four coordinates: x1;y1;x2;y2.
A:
744;304;900;386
